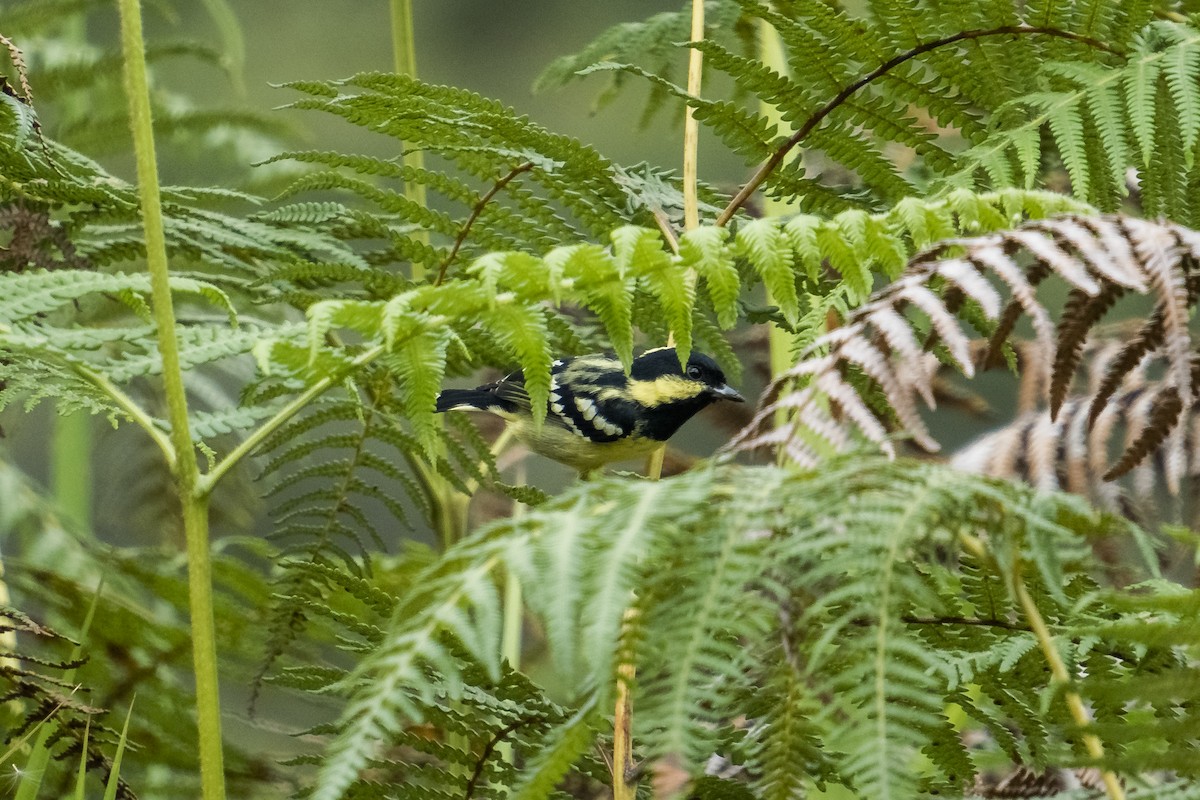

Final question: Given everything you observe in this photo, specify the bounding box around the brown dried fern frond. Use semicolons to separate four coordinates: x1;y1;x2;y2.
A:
952;381;1200;519
0;33;34;108
727;214;1200;493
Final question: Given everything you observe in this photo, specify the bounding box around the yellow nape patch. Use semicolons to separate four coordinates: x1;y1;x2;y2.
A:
628;375;703;406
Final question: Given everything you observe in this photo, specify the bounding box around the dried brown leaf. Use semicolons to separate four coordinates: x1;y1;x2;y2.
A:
1050;283;1124;417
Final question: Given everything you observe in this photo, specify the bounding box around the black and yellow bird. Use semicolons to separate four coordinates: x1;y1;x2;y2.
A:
435;347;744;473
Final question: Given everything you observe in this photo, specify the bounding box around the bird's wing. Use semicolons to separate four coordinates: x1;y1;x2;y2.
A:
488;370;533;411
484;368;583;435
547;359;638;443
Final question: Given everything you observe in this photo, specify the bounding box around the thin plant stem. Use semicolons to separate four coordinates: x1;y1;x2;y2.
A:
72;716;90;800
52;411;92;529
444;425;518;550
682;0;705;231
1013;570;1125;800
387;0;467;552
0;548;16;674
390;0;429;281
611;606;641;800
198;343;386;496
436;161;534;285
645;446;666;481
501;456;526;673
497;466;525;766
502;571;523;666
68;359;174;468
621;7;710;794
960;532;1124;800
647;0;706;477
756;18;796;432
115;1;225;797
101;697;135;800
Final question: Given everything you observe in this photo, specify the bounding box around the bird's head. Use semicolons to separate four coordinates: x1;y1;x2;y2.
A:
628;347;745;410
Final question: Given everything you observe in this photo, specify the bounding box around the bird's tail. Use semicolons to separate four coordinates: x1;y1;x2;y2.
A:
435;389;496;413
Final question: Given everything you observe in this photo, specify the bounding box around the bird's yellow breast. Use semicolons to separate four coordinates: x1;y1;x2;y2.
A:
509;418;659;472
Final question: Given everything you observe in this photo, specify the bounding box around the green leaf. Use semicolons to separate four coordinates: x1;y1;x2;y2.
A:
483;302;551;426
386;328;453;457
548;243;634;367
681;226;739;329
101;699;135;800
615;225;694;364
1163;39;1200;166
1125;52;1161;166
736;218;798;325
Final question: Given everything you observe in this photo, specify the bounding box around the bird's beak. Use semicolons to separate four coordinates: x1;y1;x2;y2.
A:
708;383;745;403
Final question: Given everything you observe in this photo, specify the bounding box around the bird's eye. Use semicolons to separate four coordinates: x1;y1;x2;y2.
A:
686;365;702;379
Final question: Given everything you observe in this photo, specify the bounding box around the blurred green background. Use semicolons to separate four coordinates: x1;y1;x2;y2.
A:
137;1;750;187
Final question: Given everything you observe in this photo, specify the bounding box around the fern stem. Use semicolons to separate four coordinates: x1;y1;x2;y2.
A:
198;343;385;497
0;545;16;694
52;411;91;529
436;161;534;286
716;26;1118;226
756;18;797;430
1013;570;1125;800
645;445;666;481
612;606;640;800
385;1;470;551
66;359;174;469
682;0;704;230
389;0;429;282
463;714;541;800
502;571;522;666
961;531;1124;798
115;2;225;797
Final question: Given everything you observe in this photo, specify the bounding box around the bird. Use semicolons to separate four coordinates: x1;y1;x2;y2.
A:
435;347;744;474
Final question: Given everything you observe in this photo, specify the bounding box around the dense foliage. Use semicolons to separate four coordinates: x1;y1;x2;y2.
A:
1;1;1199;799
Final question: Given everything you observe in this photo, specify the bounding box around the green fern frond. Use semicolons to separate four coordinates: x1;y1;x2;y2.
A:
0;270;234;326
951;23;1200;223
533;0;746;121
313;456;1179;800
281;72;641;247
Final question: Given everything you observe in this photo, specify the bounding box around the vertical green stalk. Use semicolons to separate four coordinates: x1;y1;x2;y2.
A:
389;0;430;280
115;2;226;798
501;572;522;665
757;18;797;422
389;0;464;548
961;530;1125;800
52;412;91;529
54;14;95;535
501;458;526;669
0;544;14;658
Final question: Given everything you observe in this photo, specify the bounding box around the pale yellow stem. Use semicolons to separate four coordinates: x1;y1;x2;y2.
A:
1013;573;1125;800
612;607;641;800
960;533;1124;800
682;0;705;230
